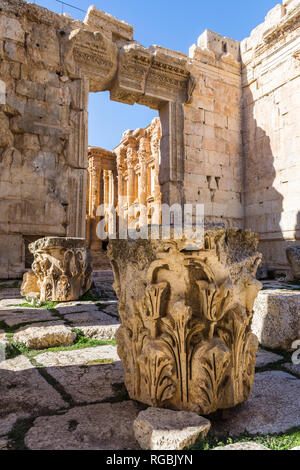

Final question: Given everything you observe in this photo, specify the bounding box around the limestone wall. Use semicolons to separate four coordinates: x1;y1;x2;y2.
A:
0;0;89;278
184;31;243;228
242;0;300;273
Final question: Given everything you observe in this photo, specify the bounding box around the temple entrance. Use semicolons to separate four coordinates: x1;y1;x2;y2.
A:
86;92;162;269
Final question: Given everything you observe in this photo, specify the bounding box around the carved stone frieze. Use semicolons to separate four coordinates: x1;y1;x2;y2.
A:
108;229;262;414
21;237;92;302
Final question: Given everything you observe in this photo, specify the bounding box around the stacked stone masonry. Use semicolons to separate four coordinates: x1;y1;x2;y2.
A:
0;0;299;276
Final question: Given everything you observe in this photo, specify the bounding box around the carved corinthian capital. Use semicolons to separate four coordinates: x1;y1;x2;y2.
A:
108;228;262;415
21;237;92;302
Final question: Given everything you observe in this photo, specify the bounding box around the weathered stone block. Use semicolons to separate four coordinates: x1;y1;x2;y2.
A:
252;289;300;350
133;408;211;450
108;229;262;415
21;237;92;302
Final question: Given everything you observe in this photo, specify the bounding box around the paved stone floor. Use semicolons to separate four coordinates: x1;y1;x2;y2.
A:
0;273;299;450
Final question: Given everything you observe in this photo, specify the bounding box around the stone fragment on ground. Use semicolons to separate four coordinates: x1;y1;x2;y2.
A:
25;402;142;450
213;442;269;450
252;289;300;350
35;345;120;366
283;362;300;376
133;408;211;450
0;355;68;424
256;348;283;368
212;371;300;436
14;324;76;349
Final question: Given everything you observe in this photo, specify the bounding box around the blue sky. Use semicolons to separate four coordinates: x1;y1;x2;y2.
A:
32;0;278;150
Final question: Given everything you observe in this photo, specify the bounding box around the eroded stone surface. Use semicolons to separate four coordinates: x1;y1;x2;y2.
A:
0;356;68;422
252;290;300;350
25;402;142;450
256;348;283;368
108;229;262;414
213;371;300;436
14;325;76;349
134;408;211;450
21;237;92;302
213;442;269;451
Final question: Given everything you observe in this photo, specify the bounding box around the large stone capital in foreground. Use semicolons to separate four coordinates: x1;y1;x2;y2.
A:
108;229;262;415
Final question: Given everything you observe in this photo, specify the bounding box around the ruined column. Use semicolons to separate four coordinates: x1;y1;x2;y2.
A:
108;228;262;415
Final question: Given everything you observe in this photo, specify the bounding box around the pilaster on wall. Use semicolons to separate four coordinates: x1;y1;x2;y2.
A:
159;102;185;206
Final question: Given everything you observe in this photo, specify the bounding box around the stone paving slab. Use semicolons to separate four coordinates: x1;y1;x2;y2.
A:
0;412;30;437
14;320;66;333
44;362;124;404
0;308;58;327
35;345;120;367
64;310;119;327
25;401;142;450
0;355;68;427
284;363;300;376
256;348;283;368
213;442;269;450
0;288;22;299
213;371;300;436
55;301;96;315
0;298;27;309
101;304;119;319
